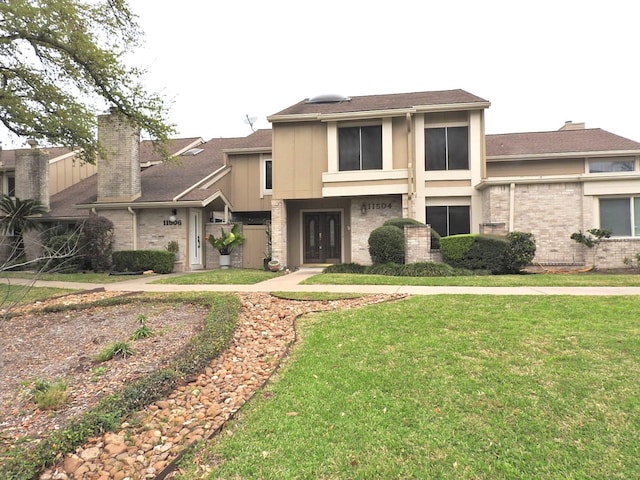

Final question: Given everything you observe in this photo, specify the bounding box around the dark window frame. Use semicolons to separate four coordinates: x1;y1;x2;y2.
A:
425;126;469;171
426;205;471;237
338;125;383;171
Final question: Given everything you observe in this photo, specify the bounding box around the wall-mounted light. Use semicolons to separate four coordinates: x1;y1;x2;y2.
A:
361;204;367;215
169;208;177;222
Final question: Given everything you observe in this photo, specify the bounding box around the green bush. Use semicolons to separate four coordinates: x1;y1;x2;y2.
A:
368;226;405;264
112;250;175;274
383;218;424;229
323;263;367;274
79;215;115;272
441;232;536;274
503;231;536;273
40;233;82;272
430;229;441;250
463;235;509;273
440;234;477;263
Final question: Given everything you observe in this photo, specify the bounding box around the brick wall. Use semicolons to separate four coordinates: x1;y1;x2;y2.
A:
404;224;430;263
350;196;402;264
595;238;640;269
483;183;586;265
96;210;135;251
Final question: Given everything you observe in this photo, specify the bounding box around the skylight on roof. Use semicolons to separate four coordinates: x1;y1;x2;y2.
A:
306;94;351;104
182;148;204;156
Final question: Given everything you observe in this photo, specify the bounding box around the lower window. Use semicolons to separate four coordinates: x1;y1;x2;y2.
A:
426;206;470;237
599;197;640;236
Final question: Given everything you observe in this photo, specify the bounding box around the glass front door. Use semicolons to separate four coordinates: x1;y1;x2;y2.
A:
303;212;341;264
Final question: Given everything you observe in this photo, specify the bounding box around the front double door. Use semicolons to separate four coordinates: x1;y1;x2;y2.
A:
303;212;341;264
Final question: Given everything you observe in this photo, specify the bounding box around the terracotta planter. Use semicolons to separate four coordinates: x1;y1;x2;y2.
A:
268;260;280;272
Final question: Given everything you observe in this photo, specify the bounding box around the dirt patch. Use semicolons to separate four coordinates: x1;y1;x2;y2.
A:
0;294;207;450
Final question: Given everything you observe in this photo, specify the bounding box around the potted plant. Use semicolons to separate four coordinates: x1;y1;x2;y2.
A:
207;224;246;269
166;240;179;261
263;223;272;270
267;259;281;272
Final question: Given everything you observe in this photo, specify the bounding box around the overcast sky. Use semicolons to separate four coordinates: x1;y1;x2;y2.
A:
3;0;639;147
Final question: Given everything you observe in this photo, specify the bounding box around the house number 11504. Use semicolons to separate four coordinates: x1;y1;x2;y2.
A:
364;203;392;211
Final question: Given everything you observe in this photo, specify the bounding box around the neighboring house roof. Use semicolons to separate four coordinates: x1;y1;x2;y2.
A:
48;131;272;218
269;89;490;118
487;129;640;158
0;146;73;169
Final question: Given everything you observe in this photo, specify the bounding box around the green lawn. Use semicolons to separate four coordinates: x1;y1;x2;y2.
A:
151;269;281;285
302;272;640;287
177;295;640;480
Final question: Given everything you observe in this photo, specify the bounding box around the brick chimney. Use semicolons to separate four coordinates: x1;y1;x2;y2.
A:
15;139;50;211
97;110;141;202
559;120;585;131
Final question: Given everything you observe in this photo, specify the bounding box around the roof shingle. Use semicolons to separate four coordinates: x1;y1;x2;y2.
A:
486;129;640;157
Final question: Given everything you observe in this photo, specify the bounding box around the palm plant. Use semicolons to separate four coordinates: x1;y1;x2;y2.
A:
0;195;48;261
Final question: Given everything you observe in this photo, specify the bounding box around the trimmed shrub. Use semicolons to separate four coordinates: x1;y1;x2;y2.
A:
323;263;367;274
430;229;441;250
112;250;175;274
503;231;536;273
463;235;509;273
368;226;405;264
440;234;477;264
383;217;423;229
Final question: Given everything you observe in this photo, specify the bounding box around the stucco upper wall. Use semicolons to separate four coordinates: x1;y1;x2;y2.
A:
487;158;585;177
228;153;272;211
272;122;327;199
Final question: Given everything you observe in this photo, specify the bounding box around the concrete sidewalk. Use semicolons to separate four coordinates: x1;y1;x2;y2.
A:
4;268;640;296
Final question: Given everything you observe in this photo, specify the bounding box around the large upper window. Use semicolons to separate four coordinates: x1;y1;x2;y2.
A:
338;126;382;171
426;205;470;237
425;126;469;170
589;159;635;173
600;197;640;236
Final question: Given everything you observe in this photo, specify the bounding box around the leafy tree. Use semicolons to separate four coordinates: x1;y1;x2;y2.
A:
0;194;48;261
0;0;175;161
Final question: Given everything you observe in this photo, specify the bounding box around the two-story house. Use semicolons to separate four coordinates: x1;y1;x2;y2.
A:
267;90;490;267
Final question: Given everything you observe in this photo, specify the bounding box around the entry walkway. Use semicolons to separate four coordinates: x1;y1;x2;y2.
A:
4;268;640;295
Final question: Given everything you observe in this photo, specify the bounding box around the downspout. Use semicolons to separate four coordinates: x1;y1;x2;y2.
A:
406;112;414;218
128;207;137;250
509;183;515;232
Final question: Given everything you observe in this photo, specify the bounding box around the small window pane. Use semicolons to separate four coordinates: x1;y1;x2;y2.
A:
426;206;447;237
264;160;272;190
449;206;470;235
425;128;446;170
600;198;631;236
590;160;634;173
7;175;15;197
361;126;382;170
338;128;360;171
447;127;469;170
